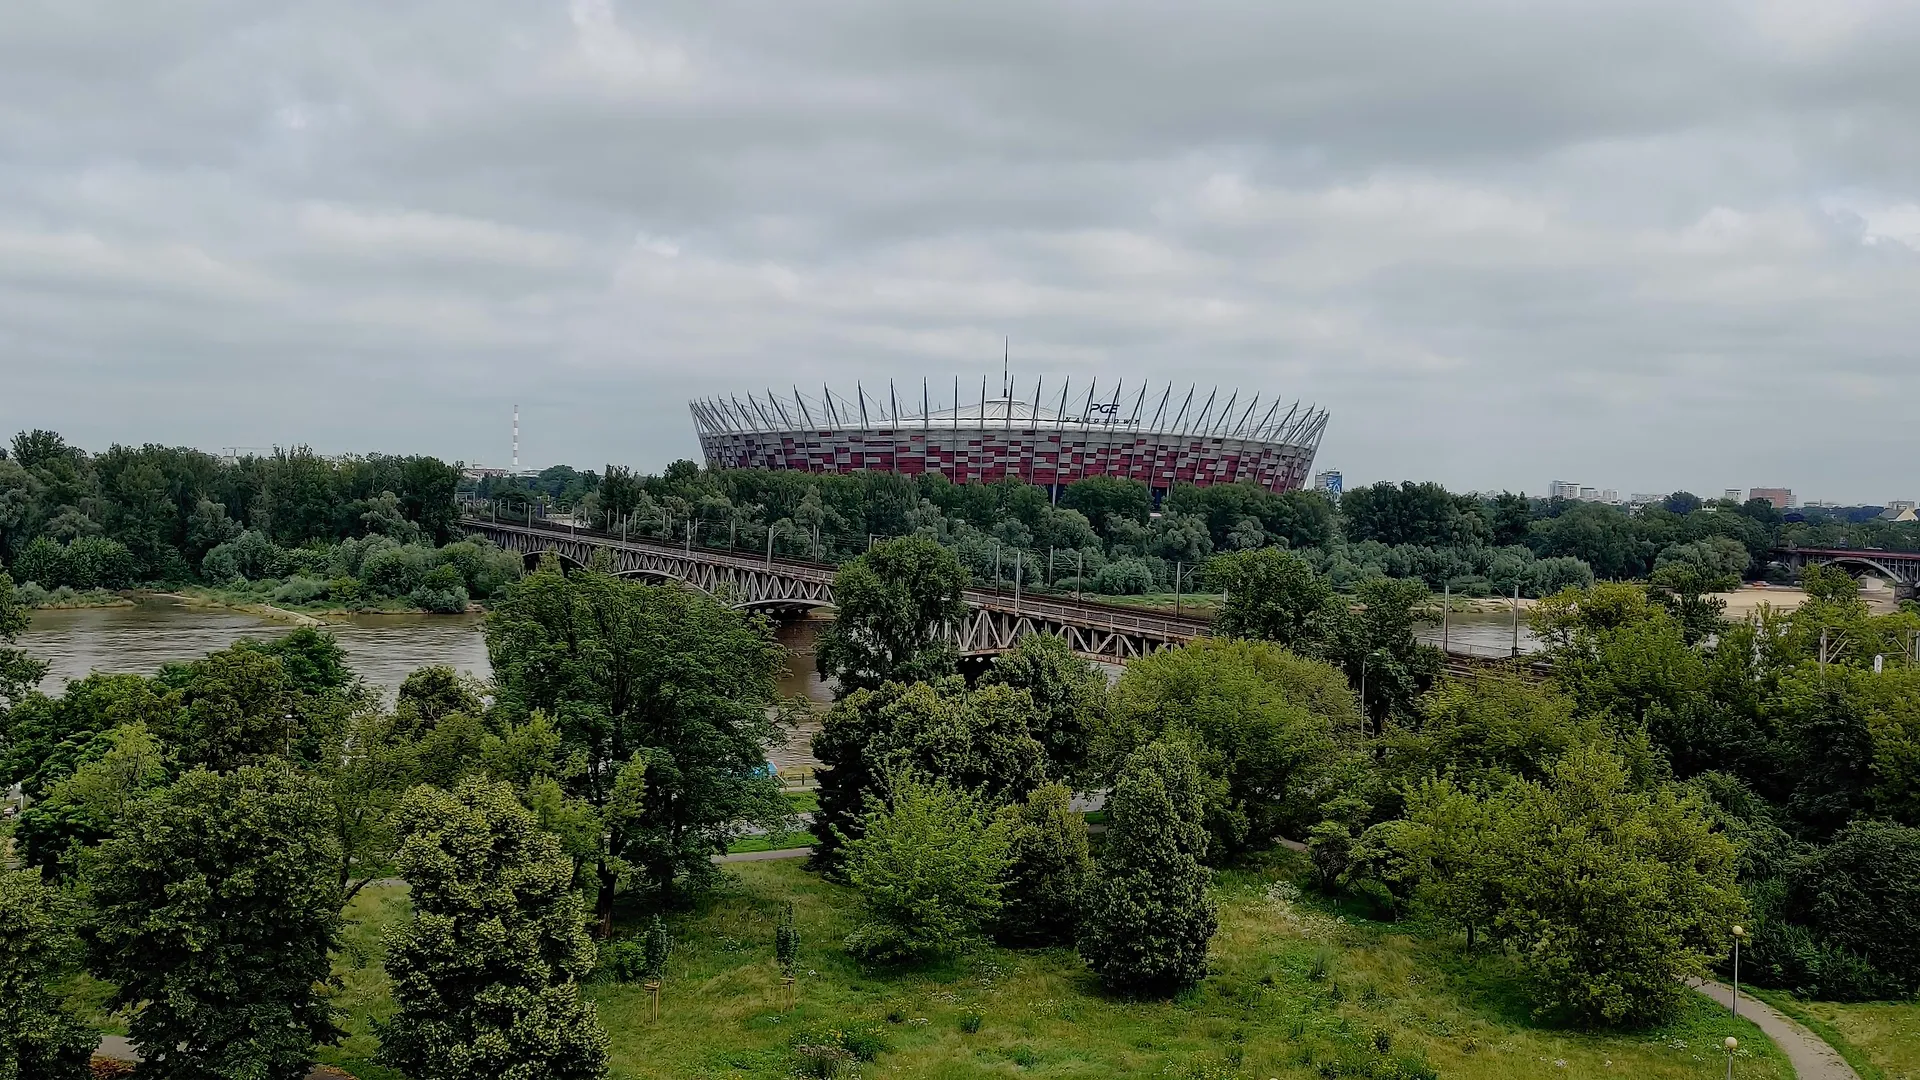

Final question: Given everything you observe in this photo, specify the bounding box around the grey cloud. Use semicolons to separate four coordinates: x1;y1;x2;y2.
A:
2;0;1918;499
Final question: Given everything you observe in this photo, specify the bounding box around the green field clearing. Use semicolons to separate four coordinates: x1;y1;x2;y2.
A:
1751;989;1920;1080
315;858;1793;1079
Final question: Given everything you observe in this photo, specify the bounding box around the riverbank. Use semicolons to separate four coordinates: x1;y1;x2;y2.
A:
17;585;135;610
161;587;482;623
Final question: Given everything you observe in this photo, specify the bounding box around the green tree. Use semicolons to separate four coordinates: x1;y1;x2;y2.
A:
0;573;47;721
810;679;1046;875
1104;640;1358;859
83;764;343;1079
1078;741;1217;996
1392;745;1745;1027
1776;820;1920;998
1488;491;1534;547
978;633;1106;782
0;868;95;1080
15;722;169;881
1206;548;1349;657
815;536;968;693
393;664;486;736
378;779;609;1080
1340;481;1489;548
486;560;788;918
152;644;298;770
996;782;1091;947
843;773;1011;965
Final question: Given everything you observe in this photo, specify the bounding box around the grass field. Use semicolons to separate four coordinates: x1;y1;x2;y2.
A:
1750;988;1920;1080
317;856;1793;1079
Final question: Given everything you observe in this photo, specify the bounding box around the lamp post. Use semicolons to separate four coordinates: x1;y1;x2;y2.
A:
1730;924;1746;1019
1723;1036;1738;1080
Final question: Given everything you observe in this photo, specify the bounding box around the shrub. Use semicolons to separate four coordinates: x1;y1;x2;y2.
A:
271;576;329;605
996;782;1091;947
361;543;430;598
959;1009;983;1034
843;774;1010;965
596;939;647;984
1773;819;1920;999
1078;741;1218;996
775;902;800;977
641;915;672;980
1092;558;1156;595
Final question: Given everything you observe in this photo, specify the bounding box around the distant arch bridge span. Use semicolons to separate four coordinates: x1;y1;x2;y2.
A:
462;518;1210;664
1772;547;1920;597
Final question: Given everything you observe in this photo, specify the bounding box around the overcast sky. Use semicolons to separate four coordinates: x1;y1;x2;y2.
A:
3;1;1918;501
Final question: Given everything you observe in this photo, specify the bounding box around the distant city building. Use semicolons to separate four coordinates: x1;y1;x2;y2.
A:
1879;503;1918;523
1549;480;1581;500
1888;500;1916;513
1600;488;1619;504
1801;499;1842;509
1723;489;1743;502
1313;470;1343;496
1629;493;1665;506
1748;488;1794;509
1578;486;1600;501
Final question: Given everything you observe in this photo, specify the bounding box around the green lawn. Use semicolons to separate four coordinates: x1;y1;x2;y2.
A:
782;790;820;814
726;829;816;855
1750;988;1920;1080
319;858;1794;1079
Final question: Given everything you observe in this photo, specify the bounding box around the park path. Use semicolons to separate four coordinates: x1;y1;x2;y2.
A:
93;1036;353;1078
1688;979;1860;1080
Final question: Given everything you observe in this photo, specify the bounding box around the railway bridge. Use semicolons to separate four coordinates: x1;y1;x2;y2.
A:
461;518;1210;664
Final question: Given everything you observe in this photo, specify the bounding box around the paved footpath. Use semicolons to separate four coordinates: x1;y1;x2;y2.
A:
1689;978;1860;1080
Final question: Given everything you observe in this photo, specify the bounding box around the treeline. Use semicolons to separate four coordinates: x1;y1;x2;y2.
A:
502;461;1920;596
0;429;520;610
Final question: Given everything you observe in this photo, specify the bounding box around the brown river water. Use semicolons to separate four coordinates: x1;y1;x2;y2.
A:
21;597;836;768
20;597;1531;771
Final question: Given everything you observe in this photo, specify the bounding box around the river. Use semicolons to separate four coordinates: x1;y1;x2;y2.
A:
19;598;1531;773
22;595;835;706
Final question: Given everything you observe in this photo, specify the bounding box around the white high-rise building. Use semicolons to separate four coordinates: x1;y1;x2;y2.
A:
1549;480;1581;500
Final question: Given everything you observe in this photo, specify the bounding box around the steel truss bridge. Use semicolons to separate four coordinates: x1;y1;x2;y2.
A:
462;519;1210;663
1771;547;1920;597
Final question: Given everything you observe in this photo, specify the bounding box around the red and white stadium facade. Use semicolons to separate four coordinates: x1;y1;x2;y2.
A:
690;377;1328;496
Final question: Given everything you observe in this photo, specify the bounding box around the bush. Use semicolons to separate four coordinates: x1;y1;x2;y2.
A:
1773;819;1920;998
271;576;329;605
996;782;1090;947
1078;741;1218;996
596;939;647;984
843;774;1010;965
361;543;428;598
409;563;470;613
1092;557;1156;595
201;530;284;584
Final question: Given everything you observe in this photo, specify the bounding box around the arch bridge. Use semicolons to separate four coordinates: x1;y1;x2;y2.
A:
462;518;1209;664
1772;547;1920;598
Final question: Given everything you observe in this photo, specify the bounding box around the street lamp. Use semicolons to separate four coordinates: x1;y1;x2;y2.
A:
1730;924;1746;1020
1723;1036;1738;1080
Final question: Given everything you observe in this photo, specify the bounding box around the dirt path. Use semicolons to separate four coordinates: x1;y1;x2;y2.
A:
1689;979;1860;1080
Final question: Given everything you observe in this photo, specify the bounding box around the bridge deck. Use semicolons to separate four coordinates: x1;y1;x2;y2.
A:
463;518;1211;645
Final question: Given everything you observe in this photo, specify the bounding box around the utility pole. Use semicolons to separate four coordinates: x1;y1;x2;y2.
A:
1013;550;1022;615
766;527;774;568
1509;583;1521;658
1076;551;1084;601
1442;581;1451;654
1174;562;1182;618
994;543;1002;591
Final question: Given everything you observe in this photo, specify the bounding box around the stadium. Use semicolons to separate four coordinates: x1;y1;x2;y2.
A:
689;376;1328;497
